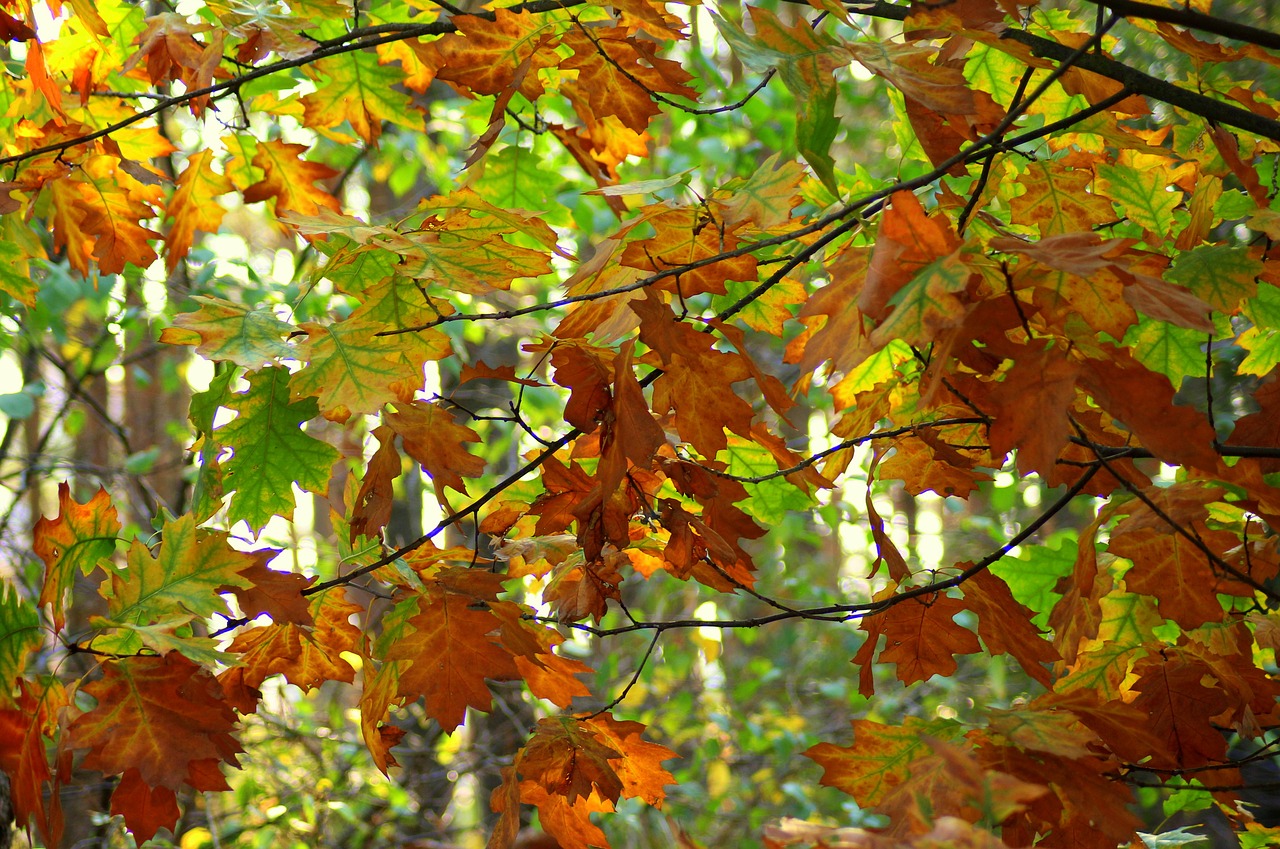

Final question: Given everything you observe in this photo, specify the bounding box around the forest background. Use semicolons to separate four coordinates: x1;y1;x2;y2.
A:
4;0;1280;847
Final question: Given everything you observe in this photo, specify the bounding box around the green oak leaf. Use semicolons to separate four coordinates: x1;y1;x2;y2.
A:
164;296;296;369
1166;245;1261;313
291;317;422;421
0;582;40;707
220;366;342;532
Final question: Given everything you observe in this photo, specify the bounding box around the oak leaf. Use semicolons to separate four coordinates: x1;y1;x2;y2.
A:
68;654;242;794
870;592;982;685
33;482;120;632
562;25;697;133
292;317;422;421
96;515;256;644
1011;161;1115;236
848;40;975;115
224;550;313;626
381;568;520;731
219;367;342;532
0;583;39;708
226;587;361;692
806;717;962;807
598;339;665;503
519;716;625;804
985;347;1080;476
961;569;1059;687
349;424;400;543
164;150;232;272
430;10;559;100
241;138;340;217
1108;527;1238;629
1130;650;1231;769
384;400;486;510
619;206;757;297
0;683;63;848
301;50;424;145
161;296;295;369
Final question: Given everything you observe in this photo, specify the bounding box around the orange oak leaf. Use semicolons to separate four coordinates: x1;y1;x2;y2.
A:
847;591;890;693
164;150;232;272
1078;344;1221;471
879;430;990;499
349;424;400;543
124;14;225;110
430;10;559;100
1177;627;1280;727
358;665;408;774
750;423;833;494
492;713;674;849
983;704;1101;761
488;766;525;849
546;338;615;432
515;650;593;709
598;339;665;503
865;475;909;584
241;138;340;217
48;154;164;274
985;346;1081;476
562;25;697;133
0;682;63;847
582;714;677;806
544;555;625;623
1130;650;1231;769
960;569;1059;687
224;550;313;626
383;400;486;510
1108;527;1239;628
978;742;1140;849
870;592;982;685
875;740;1046;835
792;245;872;374
33;482;121;632
634;294;753;457
68;654;241;794
508;784;612;849
860;190;960;322
529;455;598;537
459;360;547;387
110;769;179;844
806;717;961;808
1028;689;1165;765
382;568;520;731
1121;268;1215;333
619;206;757;297
601;0;686;37
519;716;625;804
1002;238;1137;340
224;587;361;692
848;40;975;115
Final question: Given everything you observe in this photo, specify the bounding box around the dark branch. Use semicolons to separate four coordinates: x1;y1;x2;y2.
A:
1081;0;1280;52
1000;28;1280;142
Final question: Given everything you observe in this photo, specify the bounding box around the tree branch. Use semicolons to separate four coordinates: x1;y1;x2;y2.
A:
0;0;593;171
1080;0;1280;52
553;462;1101;637
1000;28;1280;142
